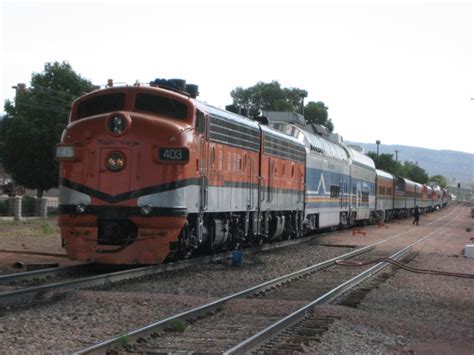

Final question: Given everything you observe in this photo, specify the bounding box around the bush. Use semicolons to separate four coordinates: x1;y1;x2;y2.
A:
21;195;36;216
0;199;9;215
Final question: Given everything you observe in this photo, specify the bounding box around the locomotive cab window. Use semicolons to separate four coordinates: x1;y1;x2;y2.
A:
77;93;126;119
135;93;188;119
196;110;206;134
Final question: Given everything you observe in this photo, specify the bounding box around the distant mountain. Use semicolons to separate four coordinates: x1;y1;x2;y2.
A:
346;142;474;184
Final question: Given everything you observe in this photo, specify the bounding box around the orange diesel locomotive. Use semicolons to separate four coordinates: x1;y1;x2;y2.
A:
56;79;305;264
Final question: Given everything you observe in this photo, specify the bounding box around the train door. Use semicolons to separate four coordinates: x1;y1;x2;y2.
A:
196;111;208;211
248;156;255;209
267;157;274;204
340;178;349;208
247;156;259;238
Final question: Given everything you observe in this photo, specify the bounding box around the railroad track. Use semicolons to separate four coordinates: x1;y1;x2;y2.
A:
74;206;460;354
0;263;93;286
0;235;319;307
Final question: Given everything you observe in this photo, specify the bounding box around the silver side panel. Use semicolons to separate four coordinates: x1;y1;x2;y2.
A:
260;188;304;212
319;211;342;228
355;207;371;220
59;185;91;205
137;186;199;213
406;197;416;209
394;197;406;209
376;197;394;211
207;185;258;212
138;185;260;214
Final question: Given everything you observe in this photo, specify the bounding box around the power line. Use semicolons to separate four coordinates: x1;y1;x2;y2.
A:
32;84;78;100
15;97;70;111
14;99;69;114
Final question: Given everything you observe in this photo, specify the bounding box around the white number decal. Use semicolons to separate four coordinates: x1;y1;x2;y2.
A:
162;149;183;160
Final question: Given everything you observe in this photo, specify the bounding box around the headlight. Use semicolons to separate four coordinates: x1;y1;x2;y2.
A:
107;113;127;135
76;203;87;213
140;205;152;216
55;145;75;159
107;152;125;172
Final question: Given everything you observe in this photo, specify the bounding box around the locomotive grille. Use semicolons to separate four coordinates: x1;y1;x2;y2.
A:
97;219;138;246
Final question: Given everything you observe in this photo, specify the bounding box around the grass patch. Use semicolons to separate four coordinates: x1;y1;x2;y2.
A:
164;319;186;333
41;223;55;235
117;335;129;348
0;216;60;238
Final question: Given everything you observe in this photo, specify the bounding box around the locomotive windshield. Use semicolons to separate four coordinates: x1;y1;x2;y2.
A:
134;93;188;119
77;93;126;118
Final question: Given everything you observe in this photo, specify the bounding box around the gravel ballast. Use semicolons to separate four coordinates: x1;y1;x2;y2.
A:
0;204;471;353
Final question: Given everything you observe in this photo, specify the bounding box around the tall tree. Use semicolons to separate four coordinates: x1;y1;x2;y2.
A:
367;152;404;176
430;174;448;188
2;61;93;197
304;101;334;132
368;151;429;184
230;81;334;131
403;161;429;184
231;81;304;117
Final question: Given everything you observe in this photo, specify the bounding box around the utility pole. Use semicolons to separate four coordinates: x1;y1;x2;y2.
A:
299;90;308;116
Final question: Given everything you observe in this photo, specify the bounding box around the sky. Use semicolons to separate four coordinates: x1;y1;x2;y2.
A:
1;0;473;154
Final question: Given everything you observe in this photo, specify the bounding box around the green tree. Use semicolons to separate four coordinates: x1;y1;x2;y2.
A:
403;161;429;184
231;81;304;117
304;101;334;132
230;81;334;131
430;174;448;188
0;108;13;164
2;61;93;197
368;152;429;184
367;152;404;176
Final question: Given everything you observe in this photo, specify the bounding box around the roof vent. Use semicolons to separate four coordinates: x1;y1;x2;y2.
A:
311;124;329;137
185;84;199;98
150;78;199;97
225;105;241;115
262;111;305;126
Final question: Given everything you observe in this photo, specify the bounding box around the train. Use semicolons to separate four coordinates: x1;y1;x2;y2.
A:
56;79;448;265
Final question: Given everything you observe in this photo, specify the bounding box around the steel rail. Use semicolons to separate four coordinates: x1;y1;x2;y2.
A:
224;209;460;354
0;253;235;306
224;246;411;354
0;235;318;307
73;244;374;354
0;263;93;284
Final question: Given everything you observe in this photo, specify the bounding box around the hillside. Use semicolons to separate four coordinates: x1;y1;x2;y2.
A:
346;142;474;184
